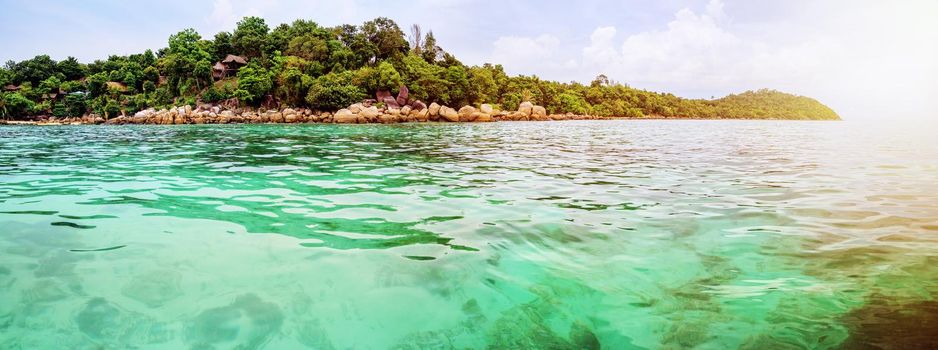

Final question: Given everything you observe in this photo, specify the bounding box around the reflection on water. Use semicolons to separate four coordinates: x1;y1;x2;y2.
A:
1;121;936;348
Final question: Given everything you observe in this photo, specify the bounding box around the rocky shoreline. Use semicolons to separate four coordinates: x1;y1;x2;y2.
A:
0;101;626;126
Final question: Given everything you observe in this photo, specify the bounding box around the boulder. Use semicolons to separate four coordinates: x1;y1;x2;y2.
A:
458;106;477;122
284;113;298;123
348;104;363;114
360;106;381;119
333;109;357;124
388;108;401;116
410;100;427;111
480;104;494;114
428;103;441;117
440;106;459;122
382;96;400;109
378;114;399;124
400;106;411;116
532;106;548;120
282;108;296;115
518;101;534;117
396;85;409;106
267;112;282;123
470;112;493;122
414;108;430;122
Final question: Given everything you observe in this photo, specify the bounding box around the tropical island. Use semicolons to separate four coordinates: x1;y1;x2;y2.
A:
0;16;840;124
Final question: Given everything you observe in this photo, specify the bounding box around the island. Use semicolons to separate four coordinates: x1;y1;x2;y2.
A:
0;16;840;125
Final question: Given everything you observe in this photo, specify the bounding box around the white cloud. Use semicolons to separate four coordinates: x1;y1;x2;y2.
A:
489;0;938;120
208;0;237;30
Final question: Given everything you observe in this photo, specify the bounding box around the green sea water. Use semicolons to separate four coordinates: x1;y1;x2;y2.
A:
1;121;937;349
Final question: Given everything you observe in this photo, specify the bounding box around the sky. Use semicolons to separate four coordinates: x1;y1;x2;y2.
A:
1;0;936;120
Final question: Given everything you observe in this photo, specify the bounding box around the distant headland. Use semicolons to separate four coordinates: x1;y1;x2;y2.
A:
0;16;840;124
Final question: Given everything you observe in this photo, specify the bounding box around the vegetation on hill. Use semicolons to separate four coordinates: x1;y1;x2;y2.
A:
0;17;839;120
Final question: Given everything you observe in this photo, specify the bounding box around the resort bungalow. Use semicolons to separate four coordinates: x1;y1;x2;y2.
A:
3;84;19;92
212;54;248;80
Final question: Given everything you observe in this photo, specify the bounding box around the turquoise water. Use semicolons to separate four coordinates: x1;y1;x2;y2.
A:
1;121;937;349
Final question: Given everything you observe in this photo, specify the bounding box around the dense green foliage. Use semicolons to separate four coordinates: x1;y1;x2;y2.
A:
0;16;839;120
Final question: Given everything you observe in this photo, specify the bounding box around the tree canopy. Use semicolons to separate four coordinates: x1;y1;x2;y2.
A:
0;16;839;121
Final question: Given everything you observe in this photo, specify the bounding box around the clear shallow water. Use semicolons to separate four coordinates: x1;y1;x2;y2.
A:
1;120;937;349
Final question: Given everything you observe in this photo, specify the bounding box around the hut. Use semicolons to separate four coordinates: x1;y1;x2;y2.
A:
212;62;227;80
212;54;248;80
3;84;20;92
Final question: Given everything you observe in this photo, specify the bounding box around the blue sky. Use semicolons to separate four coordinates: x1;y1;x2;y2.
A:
2;0;936;120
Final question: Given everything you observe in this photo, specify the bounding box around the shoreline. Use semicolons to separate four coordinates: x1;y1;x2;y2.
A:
0;101;837;126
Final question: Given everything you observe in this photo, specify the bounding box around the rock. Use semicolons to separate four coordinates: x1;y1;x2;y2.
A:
458;106;476;122
269;112;284;123
415;108;430;122
428;103;441;117
480;104;494;114
348;104;363;114
440;106;459;122
470;112;493;122
378;114;399;124
388;108;401;116
284;114;298;123
382;96;400;109
518;102;534;117
282;108;296;115
360;106;381;119
333;109;357;123
410;100;427;111
396;85;409;106
532;106;548;120
400;106;412;116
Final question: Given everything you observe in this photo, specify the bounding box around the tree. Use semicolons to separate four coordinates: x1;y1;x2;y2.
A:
9;54;57;85
353;61;401;94
590;74;610;88
232;64;272;105
286;33;329;62
56;57;86;81
86;72;109;97
38;76;62;95
232;16;270;59
212;32;234;62
408;24;423;55
335;24;376;69
468;66;497;104
362;17;408;61
63;93;86;117
421;31;441;63
103;98;120;119
305;71;365;110
3;92;36;117
0;67;11;87
194;60;213;90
